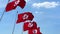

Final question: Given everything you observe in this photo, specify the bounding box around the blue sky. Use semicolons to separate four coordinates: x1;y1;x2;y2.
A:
0;0;60;34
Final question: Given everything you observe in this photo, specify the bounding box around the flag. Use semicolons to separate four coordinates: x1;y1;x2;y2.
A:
6;1;17;12
23;21;37;31
28;27;42;34
6;0;26;12
16;12;34;23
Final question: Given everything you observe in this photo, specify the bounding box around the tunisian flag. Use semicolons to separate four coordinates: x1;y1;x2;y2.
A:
6;0;26;12
16;12;34;23
23;21;37;31
28;27;42;34
6;1;17;11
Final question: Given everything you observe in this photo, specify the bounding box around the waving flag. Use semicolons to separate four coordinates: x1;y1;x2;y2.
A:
6;1;17;12
23;21;37;31
6;0;26;12
28;27;42;34
16;12;34;23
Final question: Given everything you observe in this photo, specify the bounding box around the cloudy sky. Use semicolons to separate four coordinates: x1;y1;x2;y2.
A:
0;0;60;34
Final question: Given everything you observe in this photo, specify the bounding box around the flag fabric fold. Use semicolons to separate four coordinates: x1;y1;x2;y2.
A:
18;0;26;9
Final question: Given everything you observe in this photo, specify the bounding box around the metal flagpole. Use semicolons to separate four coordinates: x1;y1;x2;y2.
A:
22;23;24;34
12;11;18;34
0;0;10;21
12;22;16;34
12;21;17;34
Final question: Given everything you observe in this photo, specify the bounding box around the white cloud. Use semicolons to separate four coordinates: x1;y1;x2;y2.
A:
32;2;60;8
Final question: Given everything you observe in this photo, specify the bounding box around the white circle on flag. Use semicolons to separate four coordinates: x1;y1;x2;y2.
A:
28;23;33;28
33;29;37;34
14;0;20;6
23;14;28;20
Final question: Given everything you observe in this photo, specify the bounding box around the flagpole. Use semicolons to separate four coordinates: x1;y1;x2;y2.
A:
0;0;10;21
16;11;24;34
12;11;18;34
21;22;23;34
12;22;16;34
21;26;24;34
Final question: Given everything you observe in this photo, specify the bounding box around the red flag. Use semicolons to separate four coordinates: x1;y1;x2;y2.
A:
28;27;42;34
16;12;34;23
6;0;26;12
18;0;26;9
23;21;37;31
6;1;18;12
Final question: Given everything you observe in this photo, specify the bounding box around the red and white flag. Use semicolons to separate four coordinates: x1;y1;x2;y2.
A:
28;27;42;34
23;21;37;31
6;0;26;12
16;12;34;23
6;1;17;12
